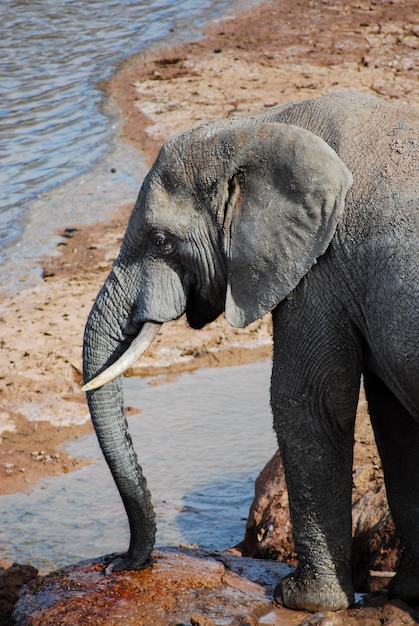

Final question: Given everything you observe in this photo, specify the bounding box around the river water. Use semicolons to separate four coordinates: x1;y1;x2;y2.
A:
0;362;276;573
0;0;276;580
0;0;257;292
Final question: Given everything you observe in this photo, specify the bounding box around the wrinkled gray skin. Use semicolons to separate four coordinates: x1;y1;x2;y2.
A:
83;92;419;612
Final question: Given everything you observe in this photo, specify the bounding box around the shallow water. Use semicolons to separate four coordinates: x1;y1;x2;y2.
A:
0;0;274;589
0;140;148;294
0;361;276;574
0;0;257;271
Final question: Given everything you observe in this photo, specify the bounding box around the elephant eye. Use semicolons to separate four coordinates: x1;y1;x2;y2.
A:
152;232;173;254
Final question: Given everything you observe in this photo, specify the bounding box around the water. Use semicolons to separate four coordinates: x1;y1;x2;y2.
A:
0;0;257;280
0;361;276;574
1;140;149;292
0;0;272;581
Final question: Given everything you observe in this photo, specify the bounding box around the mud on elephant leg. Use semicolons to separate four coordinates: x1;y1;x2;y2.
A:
365;371;419;605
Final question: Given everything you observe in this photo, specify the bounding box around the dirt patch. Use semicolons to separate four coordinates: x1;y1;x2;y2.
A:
0;413;92;496
109;0;418;161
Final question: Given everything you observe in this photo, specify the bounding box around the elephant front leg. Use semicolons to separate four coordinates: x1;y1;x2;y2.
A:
269;273;363;611
272;396;356;612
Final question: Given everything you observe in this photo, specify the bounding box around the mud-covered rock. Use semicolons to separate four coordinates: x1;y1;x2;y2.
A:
12;549;419;625
12;548;298;625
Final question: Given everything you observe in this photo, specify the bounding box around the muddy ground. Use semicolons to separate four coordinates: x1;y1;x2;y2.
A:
0;0;417;504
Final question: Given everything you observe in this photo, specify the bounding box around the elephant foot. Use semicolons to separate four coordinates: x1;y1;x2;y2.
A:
104;552;154;575
388;555;419;605
274;568;354;612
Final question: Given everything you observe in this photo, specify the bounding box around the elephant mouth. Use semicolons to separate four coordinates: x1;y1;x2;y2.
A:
186;290;225;329
81;321;162;391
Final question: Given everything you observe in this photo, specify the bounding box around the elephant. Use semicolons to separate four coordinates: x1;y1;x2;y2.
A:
82;91;419;612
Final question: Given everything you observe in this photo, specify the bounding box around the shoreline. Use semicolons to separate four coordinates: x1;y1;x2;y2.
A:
1;0;417;496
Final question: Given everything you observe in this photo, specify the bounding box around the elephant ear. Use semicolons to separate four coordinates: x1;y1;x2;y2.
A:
222;123;353;327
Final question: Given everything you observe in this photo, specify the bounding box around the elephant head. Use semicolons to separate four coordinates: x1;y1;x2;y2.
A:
82;119;352;571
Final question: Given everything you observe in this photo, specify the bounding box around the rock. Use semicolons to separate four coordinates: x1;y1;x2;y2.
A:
236;402;401;594
351;483;399;591
0;562;38;626
236;449;296;565
11;549;419;624
300;598;419;625
190;615;217;626
12;548;299;625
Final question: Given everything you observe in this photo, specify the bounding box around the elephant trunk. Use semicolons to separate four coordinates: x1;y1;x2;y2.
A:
82;268;157;571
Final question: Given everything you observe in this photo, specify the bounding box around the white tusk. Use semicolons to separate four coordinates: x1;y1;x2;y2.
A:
81;321;162;392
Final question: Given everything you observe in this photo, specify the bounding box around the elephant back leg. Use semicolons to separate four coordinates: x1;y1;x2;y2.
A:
364;370;419;605
270;278;364;612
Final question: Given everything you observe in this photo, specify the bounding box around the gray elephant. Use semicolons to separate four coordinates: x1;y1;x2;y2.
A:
82;91;419;612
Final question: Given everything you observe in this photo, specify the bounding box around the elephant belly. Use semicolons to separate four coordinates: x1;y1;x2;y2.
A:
365;330;419;422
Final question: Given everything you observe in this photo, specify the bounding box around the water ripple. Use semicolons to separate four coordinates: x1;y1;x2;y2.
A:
0;0;255;252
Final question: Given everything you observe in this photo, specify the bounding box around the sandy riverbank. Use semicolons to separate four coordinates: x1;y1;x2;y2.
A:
0;0;417;496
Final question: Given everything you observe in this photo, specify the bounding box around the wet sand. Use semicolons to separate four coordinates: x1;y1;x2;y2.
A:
1;0;418;495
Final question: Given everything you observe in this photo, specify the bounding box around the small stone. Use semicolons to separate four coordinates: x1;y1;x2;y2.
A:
190;615;216;626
